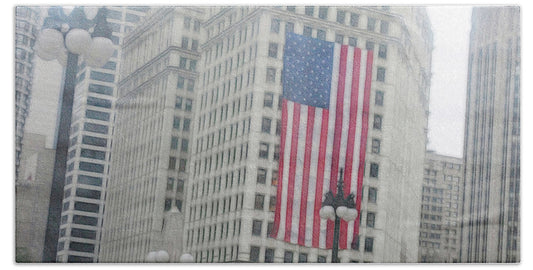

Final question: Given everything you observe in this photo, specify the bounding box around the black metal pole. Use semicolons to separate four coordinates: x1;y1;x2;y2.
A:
331;168;344;263
42;52;78;262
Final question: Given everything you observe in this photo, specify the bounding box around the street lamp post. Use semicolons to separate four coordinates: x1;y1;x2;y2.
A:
35;6;115;262
319;168;358;263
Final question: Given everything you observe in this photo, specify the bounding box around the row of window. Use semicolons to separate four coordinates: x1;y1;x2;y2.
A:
186;218;242;246
178;57;198;72
203;45;257;87
168;156;187;172
191;167;246;200
197;92;253;133
170;136;189;153
204;17;258;63
181;36;199;52
172;116;191;132
195;117;251;156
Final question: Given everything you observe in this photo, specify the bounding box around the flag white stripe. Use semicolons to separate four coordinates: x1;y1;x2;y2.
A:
290;105;308;244
305;108;322;246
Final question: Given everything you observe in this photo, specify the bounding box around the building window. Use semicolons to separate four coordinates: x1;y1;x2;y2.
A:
183;17;191;29
352;235;360;250
252;219;262;236
271;18;280;33
298;253;308;263
375;91;384;106
181;37;189;49
350;13;359;27
286;6;296;12
317;255;327;263
183;118;191;131
317;29;326;40
175;96;183;109
268;43;278;58
371;138;381;154
177;179;184;192
269;196;276;212
303;26;312;37
348;37;357;47
284;251;293;263
250;246;260;263
179;57;187;69
187;79;195;92
364;237;374;252
367;212;376;228
173;116;181;130
264;92;274;108
266;67;276;83
265;248;275;263
285;22;294;33
368;187;377;203
254;194;265;210
370;163;379;178
261;117;272;133
189;60;197;71
335;34;344;44
373;114;382;130
318;7;328;19
181;138;189;153
259;142;269;159
336;10;346;24
380;21;389;34
305;6;314;16
185;99;193;111
271;170;278;186
169;157;177;170
179;158;187;172
257;168;267;184
378;44;387;59
377;67;386;82
191;39;199;51
267;222;274;237
177;76;185;89
367;17;376;31
365;41;375;51
273;144;280;161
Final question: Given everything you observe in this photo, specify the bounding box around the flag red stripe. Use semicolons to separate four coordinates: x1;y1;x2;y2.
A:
298;106;315;245
353;51;373;241
284;103;301;242
312;109;329;248
271;99;288;238
339;48;362;249
326;45;348;249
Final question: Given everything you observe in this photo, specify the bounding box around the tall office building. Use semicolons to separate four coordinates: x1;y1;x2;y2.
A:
53;7;149;263
184;6;432;263
460;7;520;263
98;7;203;262
15;7;41;179
418;151;463;263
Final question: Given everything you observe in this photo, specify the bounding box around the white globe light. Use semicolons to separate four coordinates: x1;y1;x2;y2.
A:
35;29;64;60
343;208;358;221
56;48;68;66
65;28;92;54
155;250;170;262
336;206;348;219
145;251;157;263
34;44;58;61
84;37;114;68
180;253;194;263
319;205;335;220
61;23;70;33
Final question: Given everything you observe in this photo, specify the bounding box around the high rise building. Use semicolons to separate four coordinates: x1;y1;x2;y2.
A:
97;6;432;263
15;7;41;179
53;7;149;263
183;6;432;263
98;7;203;262
460;6;520;263
418;151;463;263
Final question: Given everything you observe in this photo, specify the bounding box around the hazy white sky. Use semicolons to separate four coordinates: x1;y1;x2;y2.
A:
426;6;472;158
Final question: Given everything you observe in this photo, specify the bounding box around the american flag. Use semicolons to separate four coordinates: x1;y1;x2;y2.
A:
271;32;373;249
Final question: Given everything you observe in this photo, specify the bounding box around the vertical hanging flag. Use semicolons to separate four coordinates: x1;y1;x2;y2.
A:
271;32;373;250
